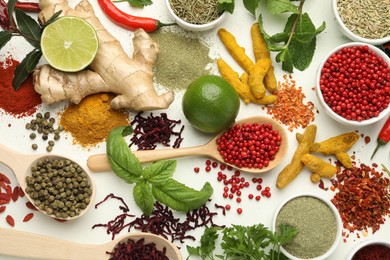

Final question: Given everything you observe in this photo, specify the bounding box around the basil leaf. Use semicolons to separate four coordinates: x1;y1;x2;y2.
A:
0;31;12;49
243;0;260;16
143;160;176;185
15;9;41;48
7;0;17;30
12;48;41;91
152;179;213;212
218;0;235;14
266;0;298;14
133;180;154;216
107;126;142;184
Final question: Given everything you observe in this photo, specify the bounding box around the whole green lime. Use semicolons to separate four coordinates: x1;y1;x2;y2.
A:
182;75;240;134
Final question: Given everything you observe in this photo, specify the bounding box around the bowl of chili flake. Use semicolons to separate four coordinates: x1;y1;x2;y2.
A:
164;0;228;31
316;42;390;126
347;239;390;260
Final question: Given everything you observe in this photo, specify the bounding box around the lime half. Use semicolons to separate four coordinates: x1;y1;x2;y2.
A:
41;16;99;72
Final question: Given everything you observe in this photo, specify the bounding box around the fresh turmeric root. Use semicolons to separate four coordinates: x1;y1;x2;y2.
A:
276;124;317;189
311;132;359;168
300;154;337;183
249;59;271;99
34;0;174;111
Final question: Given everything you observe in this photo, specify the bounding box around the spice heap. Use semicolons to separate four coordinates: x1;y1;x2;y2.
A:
319;45;390;121
129;112;184;150
266;75;315;131
275;196;338;259
25;158;92;219
59;93;129;147
169;0;220;25
0;172;35;227
92;194;223;242
107;238;169;260
152;30;214;91
352;243;390;260
337;0;390;39
26;112;64;152
0;55;42;118
330;163;390;240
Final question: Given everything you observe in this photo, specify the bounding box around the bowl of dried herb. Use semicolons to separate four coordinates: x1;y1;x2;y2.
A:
164;0;228;31
332;0;390;45
272;193;342;260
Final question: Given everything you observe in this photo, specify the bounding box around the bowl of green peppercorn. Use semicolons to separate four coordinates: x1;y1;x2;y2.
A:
272;193;342;260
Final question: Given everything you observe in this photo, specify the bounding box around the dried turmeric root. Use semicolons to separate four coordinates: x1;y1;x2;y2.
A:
249;59;271;99
217;58;276;105
276;124;317;189
300;154;337;183
311;132;359;168
34;0;174;111
250;23;277;93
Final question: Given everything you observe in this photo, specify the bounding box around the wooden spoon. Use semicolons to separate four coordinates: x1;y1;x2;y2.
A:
0;144;96;221
0;228;182;260
87;116;288;174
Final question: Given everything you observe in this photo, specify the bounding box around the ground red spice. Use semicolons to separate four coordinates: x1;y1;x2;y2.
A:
266;75;315;132
352;244;390;260
330;163;390;239
0;55;41;117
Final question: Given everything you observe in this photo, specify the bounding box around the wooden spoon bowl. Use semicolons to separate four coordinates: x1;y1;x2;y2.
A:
0;228;182;260
0;144;96;221
87;116;288;174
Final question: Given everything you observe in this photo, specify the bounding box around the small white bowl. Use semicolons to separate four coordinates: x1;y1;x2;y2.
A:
316;42;390;126
272;193;342;260
331;0;390;45
164;0;227;31
346;239;390;260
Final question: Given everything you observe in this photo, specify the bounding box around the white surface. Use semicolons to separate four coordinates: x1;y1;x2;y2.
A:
0;1;389;260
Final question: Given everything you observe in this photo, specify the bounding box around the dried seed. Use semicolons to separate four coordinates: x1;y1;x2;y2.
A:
6;215;15;227
0;173;10;184
23;213;34;222
25;202;38;211
11;186;19;202
0;205;6;212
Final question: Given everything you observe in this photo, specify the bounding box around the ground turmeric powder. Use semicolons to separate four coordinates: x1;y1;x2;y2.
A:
59;93;130;147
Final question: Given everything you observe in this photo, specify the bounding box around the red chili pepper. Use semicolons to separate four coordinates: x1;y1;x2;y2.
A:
371;116;390;159
15;1;40;12
97;0;175;32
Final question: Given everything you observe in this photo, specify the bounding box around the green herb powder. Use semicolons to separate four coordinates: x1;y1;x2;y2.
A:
151;29;213;91
275;196;337;259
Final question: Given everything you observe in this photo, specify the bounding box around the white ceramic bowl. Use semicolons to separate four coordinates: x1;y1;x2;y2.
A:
164;0;227;31
272;193;342;260
331;0;390;45
316;42;390;126
346;239;390;260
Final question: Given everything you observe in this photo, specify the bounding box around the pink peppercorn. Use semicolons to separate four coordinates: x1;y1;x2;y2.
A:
319;45;390;122
194;167;200;173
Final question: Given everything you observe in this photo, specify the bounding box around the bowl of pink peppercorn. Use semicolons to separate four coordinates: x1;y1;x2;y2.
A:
316;42;390;126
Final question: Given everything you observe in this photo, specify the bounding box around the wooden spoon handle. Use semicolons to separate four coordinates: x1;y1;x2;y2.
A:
87;145;207;172
0;228;102;260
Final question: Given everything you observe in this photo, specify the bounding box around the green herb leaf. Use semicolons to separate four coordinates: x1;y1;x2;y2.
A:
121;125;134;137
218;0;235;14
152;179;213;212
187;226;220;260
143;160;176;185
15;8;41;48
7;0;17;30
266;0;299;14
113;0;153;7
106;126;143;184
12;48;41;91
0;31;12;49
133;180;154;216
42;10;62;27
243;0;260;16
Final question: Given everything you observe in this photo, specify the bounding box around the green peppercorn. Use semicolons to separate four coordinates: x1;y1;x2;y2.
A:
44;112;50;119
25;123;31;129
58;126;65;131
48;140;55;146
31;144;38;150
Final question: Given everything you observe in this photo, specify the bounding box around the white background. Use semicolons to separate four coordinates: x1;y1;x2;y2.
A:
0;0;389;259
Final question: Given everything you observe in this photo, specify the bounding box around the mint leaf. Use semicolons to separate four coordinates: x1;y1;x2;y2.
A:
12;48;41;90
243;0;260;16
107;126;143;184
266;0;299;14
0;31;12;49
289;37;316;71
152;179;213;212
133;180;154;216
218;0;235;14
143;160;176;185
15;8;41;48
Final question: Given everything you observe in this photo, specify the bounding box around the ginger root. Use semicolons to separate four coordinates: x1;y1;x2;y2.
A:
34;0;174;111
300;154;337;183
276;124;317;189
311;132;359;168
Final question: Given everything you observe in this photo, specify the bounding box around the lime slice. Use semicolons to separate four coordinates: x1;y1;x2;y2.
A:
41;16;99;72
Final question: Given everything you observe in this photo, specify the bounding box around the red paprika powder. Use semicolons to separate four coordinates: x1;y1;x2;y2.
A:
0;55;42;117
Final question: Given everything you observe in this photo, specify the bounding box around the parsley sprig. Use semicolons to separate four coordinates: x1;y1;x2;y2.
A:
187;224;297;260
